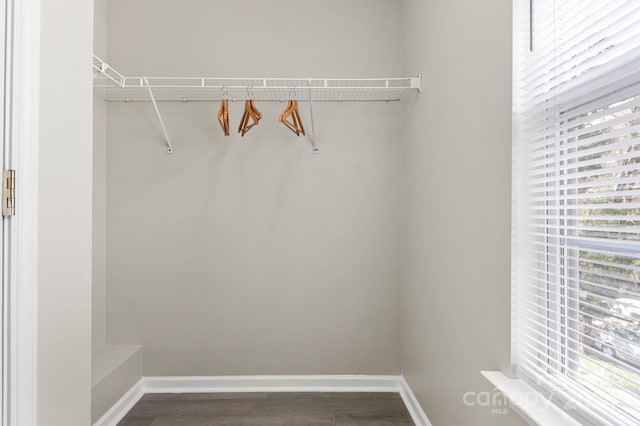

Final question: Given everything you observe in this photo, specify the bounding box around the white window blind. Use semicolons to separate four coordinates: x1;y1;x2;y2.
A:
513;0;640;424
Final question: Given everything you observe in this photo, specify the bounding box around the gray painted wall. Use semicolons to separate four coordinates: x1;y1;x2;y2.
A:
97;2;524;423
105;0;404;376
401;0;524;425
93;0;107;354
39;0;93;424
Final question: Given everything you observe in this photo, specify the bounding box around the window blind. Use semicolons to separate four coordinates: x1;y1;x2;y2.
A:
514;0;640;424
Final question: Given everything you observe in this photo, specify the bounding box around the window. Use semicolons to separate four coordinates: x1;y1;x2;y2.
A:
513;0;640;424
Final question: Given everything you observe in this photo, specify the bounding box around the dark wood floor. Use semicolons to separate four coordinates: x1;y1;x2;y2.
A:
118;392;414;425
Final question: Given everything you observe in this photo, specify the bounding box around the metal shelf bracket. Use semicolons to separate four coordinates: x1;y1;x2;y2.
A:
143;77;174;154
307;80;319;154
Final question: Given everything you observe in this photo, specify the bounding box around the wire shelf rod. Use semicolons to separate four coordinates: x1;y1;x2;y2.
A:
119;76;418;83
96;83;418;91
103;98;402;103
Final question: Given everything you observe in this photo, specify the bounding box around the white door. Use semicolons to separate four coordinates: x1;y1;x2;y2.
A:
1;0;17;424
0;1;7;424
0;0;38;424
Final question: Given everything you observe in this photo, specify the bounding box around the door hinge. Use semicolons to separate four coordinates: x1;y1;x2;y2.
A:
2;170;15;216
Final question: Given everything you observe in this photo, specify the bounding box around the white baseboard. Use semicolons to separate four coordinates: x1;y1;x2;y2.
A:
93;375;431;426
400;377;433;426
93;378;144;426
144;374;402;393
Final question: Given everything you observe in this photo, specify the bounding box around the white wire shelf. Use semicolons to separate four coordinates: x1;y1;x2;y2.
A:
93;55;422;102
92;55;421;154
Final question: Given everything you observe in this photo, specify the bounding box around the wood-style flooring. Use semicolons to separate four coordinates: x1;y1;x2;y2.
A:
118;392;414;425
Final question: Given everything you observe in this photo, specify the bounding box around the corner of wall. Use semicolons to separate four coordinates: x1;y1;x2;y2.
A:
39;0;94;423
398;0;523;424
92;0;108;354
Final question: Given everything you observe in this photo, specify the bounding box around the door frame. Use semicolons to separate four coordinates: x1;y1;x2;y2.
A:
6;0;39;424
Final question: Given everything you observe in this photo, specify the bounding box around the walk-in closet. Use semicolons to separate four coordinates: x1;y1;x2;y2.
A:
17;0;640;424
31;0;513;424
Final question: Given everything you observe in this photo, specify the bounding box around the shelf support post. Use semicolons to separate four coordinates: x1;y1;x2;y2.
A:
143;77;174;153
307;80;319;154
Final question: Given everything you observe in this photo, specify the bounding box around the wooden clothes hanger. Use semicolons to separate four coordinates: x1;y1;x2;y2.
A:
279;90;305;136
238;89;262;136
217;94;229;136
218;88;305;138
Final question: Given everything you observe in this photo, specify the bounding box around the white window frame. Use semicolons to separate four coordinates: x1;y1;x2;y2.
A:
485;1;640;425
